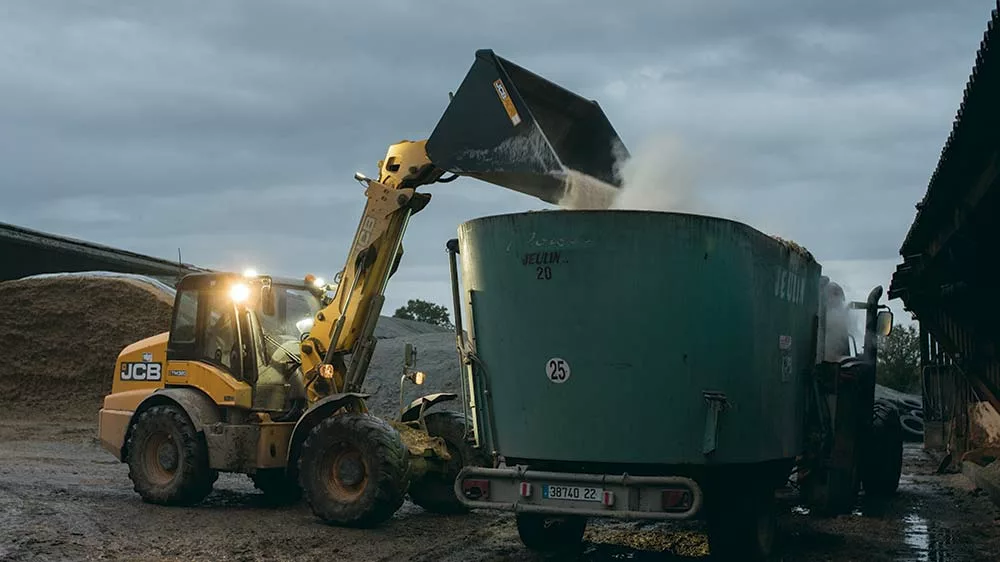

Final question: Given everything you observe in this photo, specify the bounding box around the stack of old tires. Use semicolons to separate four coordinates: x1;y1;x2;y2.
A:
897;398;924;443
875;384;924;442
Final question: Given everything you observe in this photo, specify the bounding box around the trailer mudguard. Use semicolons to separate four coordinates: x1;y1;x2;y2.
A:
400;392;458;423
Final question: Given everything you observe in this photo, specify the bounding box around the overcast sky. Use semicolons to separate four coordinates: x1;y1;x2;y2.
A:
2;1;996;325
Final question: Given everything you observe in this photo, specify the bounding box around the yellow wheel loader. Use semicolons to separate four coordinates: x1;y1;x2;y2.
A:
96;49;628;527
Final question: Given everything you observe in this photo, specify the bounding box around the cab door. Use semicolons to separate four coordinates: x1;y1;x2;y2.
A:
165;285;258;405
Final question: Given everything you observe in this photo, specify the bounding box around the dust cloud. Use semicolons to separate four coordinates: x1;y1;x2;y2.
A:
610;134;704;212
821;280;859;362
556;134;707;214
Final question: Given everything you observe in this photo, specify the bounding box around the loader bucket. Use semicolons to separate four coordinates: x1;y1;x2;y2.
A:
426;49;629;205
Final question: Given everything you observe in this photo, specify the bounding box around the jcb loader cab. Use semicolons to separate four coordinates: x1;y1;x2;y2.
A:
97;49;629;527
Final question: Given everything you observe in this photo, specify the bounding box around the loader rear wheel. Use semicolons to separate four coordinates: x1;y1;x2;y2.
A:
126;404;215;506
516;513;587;553
250;468;303;505
298;413;409;527
408;411;489;514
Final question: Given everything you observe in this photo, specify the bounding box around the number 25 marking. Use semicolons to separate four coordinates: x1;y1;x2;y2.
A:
546;358;570;383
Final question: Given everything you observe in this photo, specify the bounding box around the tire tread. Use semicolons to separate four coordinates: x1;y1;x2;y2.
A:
298;413;409;527
125;404;215;506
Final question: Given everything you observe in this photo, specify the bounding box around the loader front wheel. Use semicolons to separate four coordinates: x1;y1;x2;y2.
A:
126;404;215;506
408;411;489;514
298;413;409;527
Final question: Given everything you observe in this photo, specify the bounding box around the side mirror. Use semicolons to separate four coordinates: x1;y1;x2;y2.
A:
877;310;893;337
404;343;417;369
261;281;276;317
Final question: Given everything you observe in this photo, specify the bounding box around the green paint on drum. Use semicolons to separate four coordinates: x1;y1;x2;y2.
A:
457;210;820;465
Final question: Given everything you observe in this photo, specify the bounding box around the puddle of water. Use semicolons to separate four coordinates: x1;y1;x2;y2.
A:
901;512;956;562
788;505;862;517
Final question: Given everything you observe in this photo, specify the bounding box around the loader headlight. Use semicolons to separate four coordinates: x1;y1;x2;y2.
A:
230;283;251;303
312;277;326;289
404;370;426;385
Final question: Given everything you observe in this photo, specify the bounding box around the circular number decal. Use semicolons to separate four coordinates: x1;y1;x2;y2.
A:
546;358;571;383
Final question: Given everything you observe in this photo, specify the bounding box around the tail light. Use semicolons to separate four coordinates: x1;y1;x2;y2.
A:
661;488;693;512
519;482;533;498
463;479;490;500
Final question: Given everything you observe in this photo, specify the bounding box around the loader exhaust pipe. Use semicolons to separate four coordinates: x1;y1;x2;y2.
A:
426;49;629;206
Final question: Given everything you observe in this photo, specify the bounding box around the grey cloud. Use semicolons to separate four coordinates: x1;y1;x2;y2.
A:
1;0;996;313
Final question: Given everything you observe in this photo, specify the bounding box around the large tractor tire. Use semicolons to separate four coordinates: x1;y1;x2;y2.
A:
298;413;410;527
515;513;587;553
706;485;777;562
862;400;904;497
126;404;216;506
408;411;490;514
250;468;303;505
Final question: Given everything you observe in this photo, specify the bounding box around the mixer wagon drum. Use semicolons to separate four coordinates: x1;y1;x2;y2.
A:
450;209;821;560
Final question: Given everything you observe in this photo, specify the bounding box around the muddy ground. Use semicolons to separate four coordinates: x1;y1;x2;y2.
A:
2;411;999;562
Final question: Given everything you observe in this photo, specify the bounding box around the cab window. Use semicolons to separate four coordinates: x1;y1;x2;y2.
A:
201;292;238;372
168;290;198;353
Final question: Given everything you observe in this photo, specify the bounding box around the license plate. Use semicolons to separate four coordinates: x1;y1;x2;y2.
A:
542;484;602;502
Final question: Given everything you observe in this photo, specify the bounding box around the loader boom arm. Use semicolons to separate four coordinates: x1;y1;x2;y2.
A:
299;140;444;403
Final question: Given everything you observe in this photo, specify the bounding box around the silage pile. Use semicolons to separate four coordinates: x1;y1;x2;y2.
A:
0;275;175;415
362;331;464;419
0;274;462;420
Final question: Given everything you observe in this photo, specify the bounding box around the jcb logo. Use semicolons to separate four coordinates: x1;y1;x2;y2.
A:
494;80;509;100
120;362;162;381
356;215;376;249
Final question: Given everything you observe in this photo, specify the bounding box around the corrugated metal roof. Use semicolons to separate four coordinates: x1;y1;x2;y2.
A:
0;221;205;282
899;1;1000;256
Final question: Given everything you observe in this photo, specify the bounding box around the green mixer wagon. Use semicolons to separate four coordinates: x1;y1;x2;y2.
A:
445;212;902;560
427;51;904;561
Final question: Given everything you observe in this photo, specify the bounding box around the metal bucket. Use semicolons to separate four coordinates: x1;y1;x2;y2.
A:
427;50;628;205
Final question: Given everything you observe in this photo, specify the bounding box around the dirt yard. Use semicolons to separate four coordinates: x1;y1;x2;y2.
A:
1;409;999;562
